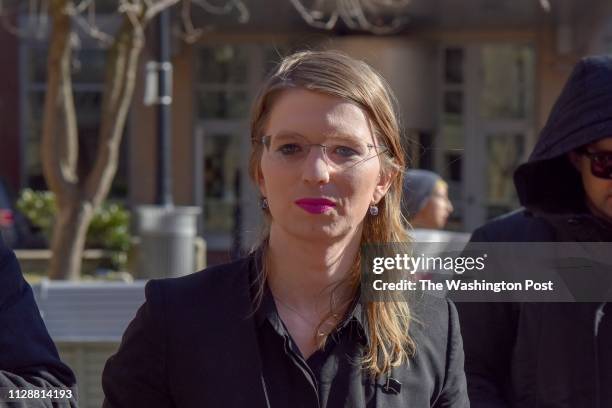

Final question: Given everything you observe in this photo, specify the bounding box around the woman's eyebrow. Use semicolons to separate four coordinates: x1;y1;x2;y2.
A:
273;130;364;142
273;130;307;139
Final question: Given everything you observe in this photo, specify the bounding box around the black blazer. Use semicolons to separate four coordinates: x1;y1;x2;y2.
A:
0;236;77;407
102;254;469;407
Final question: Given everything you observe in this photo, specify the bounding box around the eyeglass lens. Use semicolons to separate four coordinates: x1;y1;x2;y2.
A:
588;151;612;179
262;134;385;169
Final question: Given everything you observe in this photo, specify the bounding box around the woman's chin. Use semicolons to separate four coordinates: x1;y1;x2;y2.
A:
286;221;354;241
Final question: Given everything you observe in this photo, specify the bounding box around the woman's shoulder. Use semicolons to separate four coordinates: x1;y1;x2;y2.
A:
402;294;466;403
408;294;462;361
143;254;256;311
151;254;252;288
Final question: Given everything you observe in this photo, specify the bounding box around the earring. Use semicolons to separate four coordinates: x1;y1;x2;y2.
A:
369;204;379;216
261;197;269;210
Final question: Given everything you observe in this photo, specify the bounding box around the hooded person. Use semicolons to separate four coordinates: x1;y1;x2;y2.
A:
0;234;78;407
456;55;612;408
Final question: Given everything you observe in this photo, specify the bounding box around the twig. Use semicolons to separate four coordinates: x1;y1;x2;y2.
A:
180;0;204;43
539;0;551;12
143;0;180;22
289;0;338;30
290;0;407;33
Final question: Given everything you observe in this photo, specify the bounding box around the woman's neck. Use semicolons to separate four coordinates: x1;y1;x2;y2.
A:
267;224;361;313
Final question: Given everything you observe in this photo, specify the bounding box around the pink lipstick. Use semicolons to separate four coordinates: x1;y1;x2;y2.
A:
295;198;336;214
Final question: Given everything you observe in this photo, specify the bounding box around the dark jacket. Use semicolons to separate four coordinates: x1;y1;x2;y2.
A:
102;253;469;408
457;55;612;408
0;236;78;407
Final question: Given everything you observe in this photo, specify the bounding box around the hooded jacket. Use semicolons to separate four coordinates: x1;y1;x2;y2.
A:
515;54;612;221
457;55;612;408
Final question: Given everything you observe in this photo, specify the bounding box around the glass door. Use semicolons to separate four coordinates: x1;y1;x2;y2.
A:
193;43;289;253
466;44;534;228
436;43;535;232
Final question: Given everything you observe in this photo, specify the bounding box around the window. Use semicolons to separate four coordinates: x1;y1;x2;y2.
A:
195;44;290;244
438;47;465;229
436;44;534;231
480;45;534;120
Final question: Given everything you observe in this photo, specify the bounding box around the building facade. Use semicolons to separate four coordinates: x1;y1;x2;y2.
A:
2;0;612;263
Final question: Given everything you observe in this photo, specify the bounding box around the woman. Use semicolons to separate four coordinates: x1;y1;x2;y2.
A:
402;169;454;230
102;50;468;408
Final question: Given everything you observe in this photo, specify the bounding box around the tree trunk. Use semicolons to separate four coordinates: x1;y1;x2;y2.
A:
43;2;147;279
47;202;95;280
42;0;82;280
42;2;166;279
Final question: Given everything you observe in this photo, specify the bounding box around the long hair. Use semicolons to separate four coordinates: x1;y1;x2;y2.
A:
248;50;414;377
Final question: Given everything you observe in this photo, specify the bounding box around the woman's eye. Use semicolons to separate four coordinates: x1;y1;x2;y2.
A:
334;146;360;158
278;143;302;155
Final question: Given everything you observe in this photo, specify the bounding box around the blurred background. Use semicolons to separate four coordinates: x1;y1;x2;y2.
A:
1;0;611;406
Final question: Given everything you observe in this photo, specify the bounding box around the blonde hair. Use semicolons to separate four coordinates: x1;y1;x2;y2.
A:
248;50;415;377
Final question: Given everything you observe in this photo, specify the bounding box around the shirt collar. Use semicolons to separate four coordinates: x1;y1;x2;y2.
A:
336;292;370;347
252;276;370;346
248;246;370;344
254;282;282;330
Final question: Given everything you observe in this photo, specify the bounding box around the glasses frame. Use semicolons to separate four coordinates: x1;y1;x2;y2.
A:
256;134;391;171
577;148;612;180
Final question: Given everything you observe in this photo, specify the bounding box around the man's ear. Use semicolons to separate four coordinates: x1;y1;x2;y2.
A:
372;168;396;204
568;151;583;173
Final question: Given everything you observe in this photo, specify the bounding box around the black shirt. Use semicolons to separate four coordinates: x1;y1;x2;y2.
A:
254;282;470;408
255;286;375;408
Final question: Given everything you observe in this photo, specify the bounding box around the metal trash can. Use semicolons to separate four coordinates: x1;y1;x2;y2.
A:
135;205;201;279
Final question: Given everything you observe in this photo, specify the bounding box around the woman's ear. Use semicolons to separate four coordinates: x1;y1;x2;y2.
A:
257;166;268;197
372;168;396;204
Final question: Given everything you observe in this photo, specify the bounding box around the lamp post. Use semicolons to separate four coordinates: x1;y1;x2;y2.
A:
137;8;202;278
156;7;173;207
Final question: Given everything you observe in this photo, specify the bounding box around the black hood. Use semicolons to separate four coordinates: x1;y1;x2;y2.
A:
514;55;612;213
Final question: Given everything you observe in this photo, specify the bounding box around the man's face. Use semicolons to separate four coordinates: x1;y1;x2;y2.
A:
570;137;612;223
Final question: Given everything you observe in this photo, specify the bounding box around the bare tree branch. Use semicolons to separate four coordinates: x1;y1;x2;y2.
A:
180;0;205;43
118;0;143;20
66;0;114;45
290;0;409;33
143;0;180;22
0;0;49;39
74;0;94;13
233;0;249;22
71;14;114;45
365;0;411;7
41;0;78;203
118;0;145;32
289;0;338;30
539;0;551;13
84;19;145;206
341;0;407;34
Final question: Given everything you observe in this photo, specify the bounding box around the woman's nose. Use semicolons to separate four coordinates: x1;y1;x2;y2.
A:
301;148;331;184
